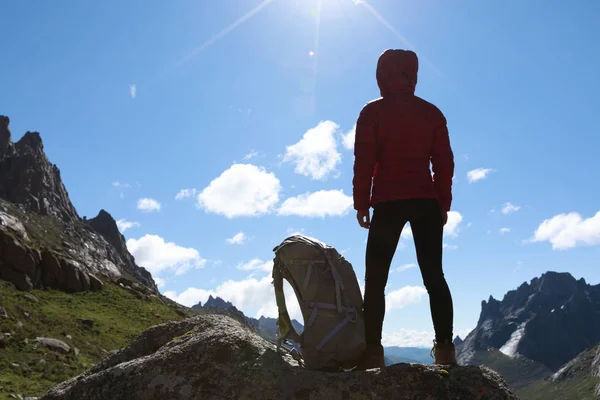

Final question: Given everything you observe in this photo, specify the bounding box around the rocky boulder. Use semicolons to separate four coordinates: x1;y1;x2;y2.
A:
33;337;71;354
40;314;518;400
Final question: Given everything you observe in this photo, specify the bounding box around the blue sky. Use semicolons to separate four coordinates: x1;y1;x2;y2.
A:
2;0;600;347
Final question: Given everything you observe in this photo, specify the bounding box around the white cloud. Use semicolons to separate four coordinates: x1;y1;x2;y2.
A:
283;120;342;180
278;190;353;217
382;327;473;348
137;198;161;212
341;124;356;150
164;275;302;321
226;232;246;244
499;228;511;235
237;259;273;272
197;164;281;218
126;234;206;276
531;211;600;250
382;329;434;348
501;202;521;214
154;277;166;289
244;151;259;160
445;211;463;237
400;211;463;240
467;168;493;183
443;243;458;250
392;263;417;273
112;181;131;189
116;219;140;233
129;84;137;99
175;188;197;200
385;286;427;311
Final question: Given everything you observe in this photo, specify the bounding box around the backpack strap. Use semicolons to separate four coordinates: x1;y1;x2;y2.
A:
272;262;301;348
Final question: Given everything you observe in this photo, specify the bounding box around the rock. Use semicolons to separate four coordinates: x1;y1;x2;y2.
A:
0;117;79;222
17;321;23;328
33;337;70;354
458;271;600;372
0;267;33;291
40;314;517;400
39;251;63;289
23;312;31;319
0;231;40;290
73;347;80;357
88;274;103;291
123;286;144;299
61;259;85;293
23;293;38;303
0;211;29;241
0;116;159;295
10;362;20;368
78;318;94;329
0;306;8;318
115;276;135;288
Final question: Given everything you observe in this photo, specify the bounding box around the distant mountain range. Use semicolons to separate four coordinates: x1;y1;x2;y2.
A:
192;295;304;341
457;271;600;398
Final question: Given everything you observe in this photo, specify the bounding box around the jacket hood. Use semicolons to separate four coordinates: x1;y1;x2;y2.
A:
376;49;418;97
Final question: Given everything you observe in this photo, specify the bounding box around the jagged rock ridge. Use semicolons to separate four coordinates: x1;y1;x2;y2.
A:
0;115;156;292
457;271;600;372
0;116;78;222
40;314;518;400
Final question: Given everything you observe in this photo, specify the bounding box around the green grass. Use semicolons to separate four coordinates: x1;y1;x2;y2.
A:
466;349;552;390
516;345;600;400
517;375;600;400
0;280;188;399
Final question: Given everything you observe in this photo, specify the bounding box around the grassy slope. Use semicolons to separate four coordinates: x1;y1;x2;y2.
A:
517;345;600;400
518;376;600;400
466;349;551;390
0;280;188;399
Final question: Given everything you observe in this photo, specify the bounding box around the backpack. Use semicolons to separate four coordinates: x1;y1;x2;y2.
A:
271;234;366;371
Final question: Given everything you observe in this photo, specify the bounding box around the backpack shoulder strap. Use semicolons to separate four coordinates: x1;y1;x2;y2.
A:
272;261;301;348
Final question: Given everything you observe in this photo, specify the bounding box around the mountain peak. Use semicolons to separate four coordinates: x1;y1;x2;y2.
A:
0;116;79;222
16;130;44;152
459;271;600;372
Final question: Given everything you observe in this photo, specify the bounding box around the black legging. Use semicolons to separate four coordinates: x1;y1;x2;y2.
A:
363;198;454;345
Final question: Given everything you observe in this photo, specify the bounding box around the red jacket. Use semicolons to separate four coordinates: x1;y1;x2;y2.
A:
352;49;455;212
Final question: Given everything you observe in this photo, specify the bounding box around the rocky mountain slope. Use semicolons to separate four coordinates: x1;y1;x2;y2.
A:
40;313;518;400
517;343;600;400
457;271;600;397
0;115;156;293
458;271;600;371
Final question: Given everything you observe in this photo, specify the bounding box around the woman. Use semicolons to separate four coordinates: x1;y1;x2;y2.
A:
353;49;457;369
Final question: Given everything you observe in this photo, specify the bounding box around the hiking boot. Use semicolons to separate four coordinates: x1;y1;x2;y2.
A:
430;340;457;365
355;344;386;370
